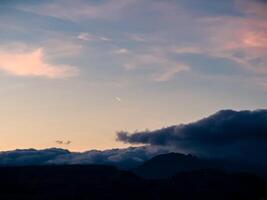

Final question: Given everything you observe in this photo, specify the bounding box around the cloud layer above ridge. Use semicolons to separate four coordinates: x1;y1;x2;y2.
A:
0;146;170;169
117;109;267;165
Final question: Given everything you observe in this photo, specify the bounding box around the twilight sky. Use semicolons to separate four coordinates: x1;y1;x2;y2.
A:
0;0;267;151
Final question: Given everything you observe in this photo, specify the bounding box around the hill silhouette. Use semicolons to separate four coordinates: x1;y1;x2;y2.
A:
0;158;266;199
134;152;267;180
134;152;213;179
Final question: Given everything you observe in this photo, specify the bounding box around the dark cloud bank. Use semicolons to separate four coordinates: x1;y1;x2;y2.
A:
0;146;169;169
1;109;267;167
118;109;267;165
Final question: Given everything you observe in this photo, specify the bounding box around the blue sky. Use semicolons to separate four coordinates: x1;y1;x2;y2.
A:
0;0;267;151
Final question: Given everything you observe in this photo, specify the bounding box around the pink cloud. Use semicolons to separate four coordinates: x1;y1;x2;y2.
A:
221;19;267;50
0;48;78;78
178;0;267;76
221;1;267;49
215;17;267;73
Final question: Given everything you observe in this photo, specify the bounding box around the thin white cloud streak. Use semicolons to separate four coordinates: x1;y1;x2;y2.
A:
77;32;111;42
129;34;147;42
0;47;78;78
113;48;129;54
153;64;190;82
115;97;122;102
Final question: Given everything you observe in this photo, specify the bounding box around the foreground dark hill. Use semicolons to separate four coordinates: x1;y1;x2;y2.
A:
134;153;213;179
0;165;266;200
134;153;267;180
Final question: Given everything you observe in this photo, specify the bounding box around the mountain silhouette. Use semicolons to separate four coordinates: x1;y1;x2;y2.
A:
134;152;215;179
133;152;267;180
0;155;266;199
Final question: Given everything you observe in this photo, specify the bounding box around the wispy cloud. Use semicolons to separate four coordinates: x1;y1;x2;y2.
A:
115;97;122;103
122;51;190;82
0;47;78;78
113;48;129;55
129;34;147;42
77;32;111;42
163;0;267;78
10;0;267;87
17;0;136;21
153;64;190;82
43;38;83;58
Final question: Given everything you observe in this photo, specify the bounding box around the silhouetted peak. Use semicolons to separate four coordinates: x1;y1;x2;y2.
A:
149;152;198;161
134;153;210;179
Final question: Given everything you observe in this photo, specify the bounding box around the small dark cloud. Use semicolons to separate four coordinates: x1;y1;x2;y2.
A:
65;140;71;145
117;110;267;165
56;140;64;145
56;140;71;145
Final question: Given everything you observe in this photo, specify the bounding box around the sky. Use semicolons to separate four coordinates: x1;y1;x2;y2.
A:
0;0;267;151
